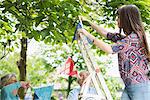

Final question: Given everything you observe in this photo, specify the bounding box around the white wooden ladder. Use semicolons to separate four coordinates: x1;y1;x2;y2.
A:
77;22;113;100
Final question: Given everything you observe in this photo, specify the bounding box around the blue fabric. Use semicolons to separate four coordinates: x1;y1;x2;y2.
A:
72;22;93;44
67;87;97;100
33;85;53;100
72;22;83;43
1;82;21;100
121;81;150;100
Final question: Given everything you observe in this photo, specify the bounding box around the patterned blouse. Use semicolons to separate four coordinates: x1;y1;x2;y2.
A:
107;32;149;86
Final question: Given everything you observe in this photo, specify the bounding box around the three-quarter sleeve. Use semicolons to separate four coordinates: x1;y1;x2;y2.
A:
111;42;129;53
107;32;124;42
107;32;127;53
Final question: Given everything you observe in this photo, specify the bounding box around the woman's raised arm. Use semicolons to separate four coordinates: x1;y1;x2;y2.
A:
79;16;109;38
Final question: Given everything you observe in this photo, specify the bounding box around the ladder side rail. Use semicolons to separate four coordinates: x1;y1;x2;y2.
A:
77;36;107;98
91;72;106;98
78;33;113;100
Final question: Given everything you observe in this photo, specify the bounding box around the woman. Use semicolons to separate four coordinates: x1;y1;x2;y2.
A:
78;5;150;100
1;73;30;100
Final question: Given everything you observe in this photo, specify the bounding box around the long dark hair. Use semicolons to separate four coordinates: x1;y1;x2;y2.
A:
117;5;150;60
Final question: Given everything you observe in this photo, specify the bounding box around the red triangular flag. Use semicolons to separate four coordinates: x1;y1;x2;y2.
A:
60;57;78;77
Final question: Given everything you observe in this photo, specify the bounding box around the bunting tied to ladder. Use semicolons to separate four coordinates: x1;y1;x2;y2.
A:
73;19;113;100
72;22;94;44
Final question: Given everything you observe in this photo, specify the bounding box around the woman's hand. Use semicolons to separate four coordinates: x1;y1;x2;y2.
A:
77;28;86;35
79;16;88;21
79;16;108;37
21;81;30;89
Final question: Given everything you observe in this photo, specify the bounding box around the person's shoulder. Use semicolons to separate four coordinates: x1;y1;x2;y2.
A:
67;87;80;100
2;82;21;90
128;32;139;39
70;87;80;93
118;32;138;43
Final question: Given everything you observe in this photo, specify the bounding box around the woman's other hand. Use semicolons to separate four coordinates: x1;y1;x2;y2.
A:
20;81;30;89
79;16;89;22
77;29;86;35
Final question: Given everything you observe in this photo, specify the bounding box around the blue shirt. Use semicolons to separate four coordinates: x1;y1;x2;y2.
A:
1;82;21;100
67;87;97;100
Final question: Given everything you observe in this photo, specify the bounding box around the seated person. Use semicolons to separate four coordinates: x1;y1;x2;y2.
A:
1;73;30;100
67;71;97;100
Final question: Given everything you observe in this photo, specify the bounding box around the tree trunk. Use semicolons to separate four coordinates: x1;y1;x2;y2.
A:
17;37;27;99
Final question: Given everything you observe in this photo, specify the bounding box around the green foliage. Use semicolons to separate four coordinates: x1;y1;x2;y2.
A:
0;0;82;44
106;77;123;100
0;0;149;52
80;0;150;29
0;52;20;78
1;0;149;99
0;41;123;99
1;0;149;60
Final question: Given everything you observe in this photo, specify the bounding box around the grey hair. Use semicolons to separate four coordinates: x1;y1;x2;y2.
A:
1;73;16;86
